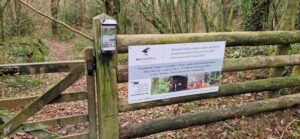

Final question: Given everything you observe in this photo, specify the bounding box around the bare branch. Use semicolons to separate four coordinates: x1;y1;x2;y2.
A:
18;0;93;41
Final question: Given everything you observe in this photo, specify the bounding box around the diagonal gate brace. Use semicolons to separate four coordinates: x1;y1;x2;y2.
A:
0;65;84;137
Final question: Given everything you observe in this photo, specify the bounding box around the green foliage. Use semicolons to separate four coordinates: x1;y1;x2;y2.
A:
291;120;300;138
1;37;48;63
31;52;45;62
0;110;12;125
59;0;104;28
86;1;104;27
0;75;41;88
59;28;75;42
205;71;221;85
70;38;92;59
61;5;78;25
0;48;9;64
19;11;36;36
289;44;300;55
118;54;128;65
228;50;241;58
72;38;92;52
4;7;35;37
227;46;271;59
11;47;27;57
151;77;170;95
241;0;271;31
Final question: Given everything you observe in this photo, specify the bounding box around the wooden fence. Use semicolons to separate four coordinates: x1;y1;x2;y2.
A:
1;13;300;138
113;30;300;138
113;31;300;139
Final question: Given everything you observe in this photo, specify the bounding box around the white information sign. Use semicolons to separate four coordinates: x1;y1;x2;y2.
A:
128;41;226;104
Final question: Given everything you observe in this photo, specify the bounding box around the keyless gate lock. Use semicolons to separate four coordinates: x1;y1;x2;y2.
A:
100;19;117;53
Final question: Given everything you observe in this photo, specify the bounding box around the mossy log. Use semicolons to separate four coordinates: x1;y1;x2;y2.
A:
117;55;300;83
120;93;300;138
117;31;300;53
118;76;300;112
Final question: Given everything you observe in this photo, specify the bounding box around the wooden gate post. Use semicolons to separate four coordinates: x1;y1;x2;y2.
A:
93;14;119;139
85;47;97;139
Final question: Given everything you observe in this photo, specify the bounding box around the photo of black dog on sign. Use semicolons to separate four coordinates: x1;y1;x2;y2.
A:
169;75;188;92
151;71;221;95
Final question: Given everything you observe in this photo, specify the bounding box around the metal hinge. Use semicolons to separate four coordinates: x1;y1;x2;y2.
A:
0;67;19;76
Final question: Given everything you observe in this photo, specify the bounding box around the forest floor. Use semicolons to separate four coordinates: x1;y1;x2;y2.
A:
3;37;300;139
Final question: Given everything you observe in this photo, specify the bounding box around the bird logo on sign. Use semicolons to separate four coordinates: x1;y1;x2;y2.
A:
142;47;150;55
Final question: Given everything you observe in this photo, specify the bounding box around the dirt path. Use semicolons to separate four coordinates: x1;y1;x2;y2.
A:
44;38;71;61
27;38;88;136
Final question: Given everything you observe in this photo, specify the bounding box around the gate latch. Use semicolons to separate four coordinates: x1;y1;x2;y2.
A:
87;57;96;76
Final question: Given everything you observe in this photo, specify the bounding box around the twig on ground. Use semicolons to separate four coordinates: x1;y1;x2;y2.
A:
279;119;299;139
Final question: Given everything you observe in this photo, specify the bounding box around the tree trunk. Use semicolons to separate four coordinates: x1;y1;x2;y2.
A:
104;0;123;34
199;0;210;32
227;1;235;31
170;0;182;33
50;0;60;35
14;0;21;36
139;0;170;34
8;0;16;36
104;0;120;18
183;0;190;33
267;0;300;98
220;0;231;31
158;0;170;31
291;0;300;76
166;0;174;33
243;0;271;31
0;11;3;41
191;0;199;32
297;0;300;30
0;1;6;41
75;0;84;28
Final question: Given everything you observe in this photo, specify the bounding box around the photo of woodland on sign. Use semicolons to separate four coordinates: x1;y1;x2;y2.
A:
128;41;226;104
151;71;221;95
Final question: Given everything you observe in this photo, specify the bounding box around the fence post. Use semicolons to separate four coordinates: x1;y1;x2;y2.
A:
92;14;119;139
85;47;98;139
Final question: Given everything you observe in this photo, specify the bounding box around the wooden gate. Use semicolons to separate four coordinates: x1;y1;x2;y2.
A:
0;48;97;138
